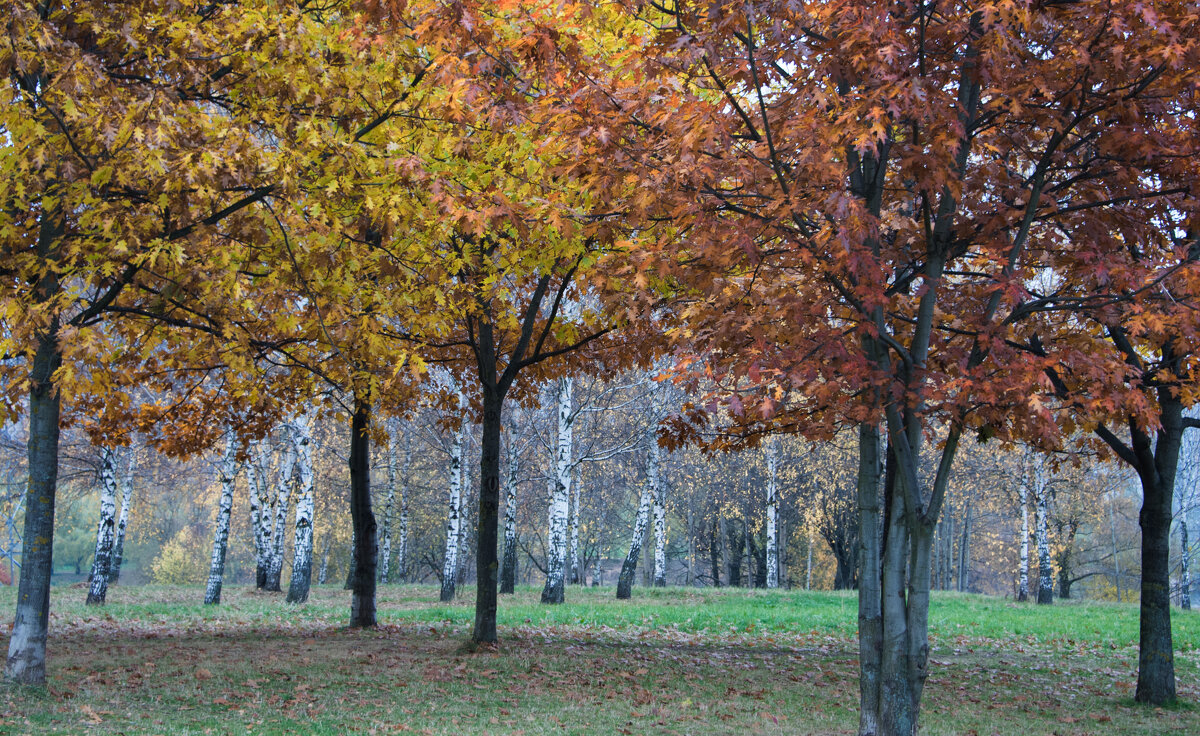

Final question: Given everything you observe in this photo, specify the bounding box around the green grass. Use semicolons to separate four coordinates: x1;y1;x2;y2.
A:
0;583;1196;734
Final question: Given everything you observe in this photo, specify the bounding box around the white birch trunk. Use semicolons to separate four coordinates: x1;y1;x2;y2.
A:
569;470;581;586
500;423;520;594
649;436;666;587
458;456;473;587
541;376;573;604
204;434;240;605
108;452;135;585
86;447;119;605
397;431;410;582
616;483;653;599
1033;462;1053;605
380;431;397;585
286;410;317;603
1018;480;1030;602
440;389;466;602
266;428;298;592
246;439;273;589
1181;494;1192;610
766;438;780;589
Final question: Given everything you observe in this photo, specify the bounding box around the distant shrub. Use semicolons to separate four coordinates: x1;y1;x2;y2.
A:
150;527;208;584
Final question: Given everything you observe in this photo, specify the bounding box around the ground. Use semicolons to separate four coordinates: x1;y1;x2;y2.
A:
0;584;1196;735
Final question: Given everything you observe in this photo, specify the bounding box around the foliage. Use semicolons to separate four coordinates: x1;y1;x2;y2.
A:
149;528;208;585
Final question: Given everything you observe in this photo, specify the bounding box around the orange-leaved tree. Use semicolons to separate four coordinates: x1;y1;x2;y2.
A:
548;0;1200;730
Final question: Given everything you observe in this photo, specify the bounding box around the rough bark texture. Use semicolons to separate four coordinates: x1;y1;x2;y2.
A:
541;376;573;604
265;428;297;592
108;455;134;585
5;324;62;685
348;396;377;628
472;386;505;644
616;483;653;600
204;435;239;605
441;389;466;603
765;439;779;589
856;423;882;736
86;447;119;606
286;411;316;603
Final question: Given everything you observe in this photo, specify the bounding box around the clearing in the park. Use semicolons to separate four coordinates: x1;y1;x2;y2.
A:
0;585;1195;735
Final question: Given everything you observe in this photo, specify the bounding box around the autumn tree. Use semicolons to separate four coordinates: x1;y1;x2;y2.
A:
549;0;1200;729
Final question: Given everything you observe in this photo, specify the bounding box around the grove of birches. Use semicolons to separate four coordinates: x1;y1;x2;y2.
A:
3;1;1200;735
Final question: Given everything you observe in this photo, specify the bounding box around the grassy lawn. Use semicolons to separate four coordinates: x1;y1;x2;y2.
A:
0;583;1196;734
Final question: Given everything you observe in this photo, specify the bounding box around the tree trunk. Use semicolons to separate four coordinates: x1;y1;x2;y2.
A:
569;471;581;586
348;394;377;628
650;437;666;587
246;440;272;590
709;514;721;587
727;520;744;587
380;428;396;585
1034;466;1053;605
265;428;297;592
397;429;411;582
766;438;779;589
500;426;519;594
1179;494;1191;611
471;383;505;644
542;376;573;604
958;497;973;594
5;323;62;685
86;447;119;605
286;411;316;603
856;423;883;736
617;484;653;599
317;535;331;585
204;435;239;605
441;388;466;603
1017;480;1029;602
108;454;135;585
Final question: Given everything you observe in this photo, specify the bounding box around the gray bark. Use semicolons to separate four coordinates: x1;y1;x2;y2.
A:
6;316;63;685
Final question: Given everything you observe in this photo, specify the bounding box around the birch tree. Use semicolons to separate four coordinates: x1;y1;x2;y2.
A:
380;425;398;584
107;453;135;585
204;434;241;605
616;481;653;600
246;440;273;590
765;438;779;589
286;409;318;603
441;387;467;602
1017;479;1030;603
500;412;522;594
85;447;120;605
541;376;574;604
265;425;298;592
397;428;411;583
